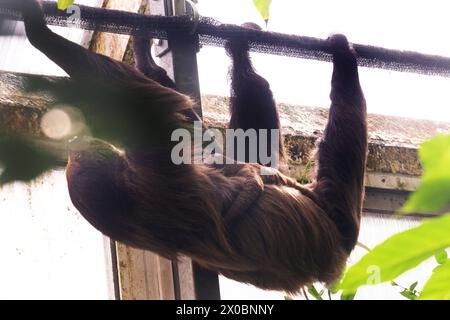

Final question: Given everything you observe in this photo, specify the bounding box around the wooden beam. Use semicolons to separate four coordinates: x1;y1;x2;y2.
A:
89;0;145;60
115;245;175;299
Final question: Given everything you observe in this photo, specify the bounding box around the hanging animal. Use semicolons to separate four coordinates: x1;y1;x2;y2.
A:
18;0;367;292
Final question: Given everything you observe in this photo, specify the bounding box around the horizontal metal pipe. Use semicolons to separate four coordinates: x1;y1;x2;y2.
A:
1;1;450;77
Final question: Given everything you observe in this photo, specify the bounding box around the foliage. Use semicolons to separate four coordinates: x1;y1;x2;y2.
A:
252;0;272;24
339;214;450;293
0;134;60;185
402;135;450;213
420;260;450;299
57;0;75;10
338;134;450;300
392;281;420;300
307;285;324;300
435;249;448;264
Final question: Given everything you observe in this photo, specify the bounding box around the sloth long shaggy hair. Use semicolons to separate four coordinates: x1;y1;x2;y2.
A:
19;0;367;292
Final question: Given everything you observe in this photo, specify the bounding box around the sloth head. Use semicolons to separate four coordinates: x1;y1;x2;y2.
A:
65;136;130;238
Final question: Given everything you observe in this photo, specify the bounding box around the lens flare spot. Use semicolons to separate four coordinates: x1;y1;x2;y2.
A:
41;109;72;140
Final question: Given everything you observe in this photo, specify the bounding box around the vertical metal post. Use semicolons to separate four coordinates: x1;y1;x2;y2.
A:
150;0;202;117
149;0;220;300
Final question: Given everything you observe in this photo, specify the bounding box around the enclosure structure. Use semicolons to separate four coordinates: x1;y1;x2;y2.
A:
0;0;449;300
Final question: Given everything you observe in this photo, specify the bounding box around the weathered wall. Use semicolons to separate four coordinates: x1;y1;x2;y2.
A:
2;71;450;184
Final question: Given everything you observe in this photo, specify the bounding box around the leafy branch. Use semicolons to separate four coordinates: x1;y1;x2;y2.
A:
0;134;60;185
338;134;450;300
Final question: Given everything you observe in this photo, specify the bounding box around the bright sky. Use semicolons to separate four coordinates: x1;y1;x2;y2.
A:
196;0;450;122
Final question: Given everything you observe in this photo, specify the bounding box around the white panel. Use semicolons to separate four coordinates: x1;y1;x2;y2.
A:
0;170;111;299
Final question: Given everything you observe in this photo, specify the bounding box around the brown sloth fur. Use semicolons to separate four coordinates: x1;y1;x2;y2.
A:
19;0;367;292
226;22;285;166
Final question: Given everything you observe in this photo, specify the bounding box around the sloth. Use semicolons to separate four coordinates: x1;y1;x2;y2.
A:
18;0;367;292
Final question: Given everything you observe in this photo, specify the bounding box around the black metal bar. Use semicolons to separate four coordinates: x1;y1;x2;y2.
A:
192;263;221;300
1;0;450;77
108;240;121;300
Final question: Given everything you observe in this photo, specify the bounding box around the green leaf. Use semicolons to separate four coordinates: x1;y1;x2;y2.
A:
0;136;59;184
400;290;418;300
435;250;448;265
57;0;75;10
329;285;340;295
419;134;450;171
284;295;293;300
339;214;450;292
307;285;323;300
253;0;272;23
402;177;450;213
402;135;450;213
420;260;450;300
340;290;356;300
409;281;418;291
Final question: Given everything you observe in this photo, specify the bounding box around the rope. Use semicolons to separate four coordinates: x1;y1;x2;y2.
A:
1;0;450;77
